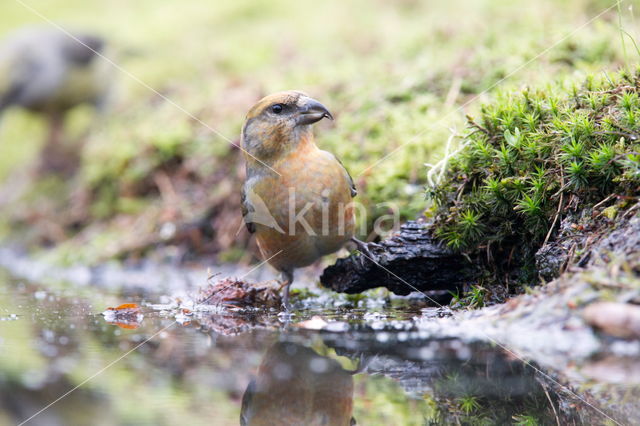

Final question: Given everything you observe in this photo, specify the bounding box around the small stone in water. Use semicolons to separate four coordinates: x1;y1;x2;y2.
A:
324;322;349;332
296;316;328;330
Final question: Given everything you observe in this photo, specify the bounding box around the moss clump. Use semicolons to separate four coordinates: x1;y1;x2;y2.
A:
428;69;640;261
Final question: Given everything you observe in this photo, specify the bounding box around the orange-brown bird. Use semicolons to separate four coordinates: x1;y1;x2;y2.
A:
240;342;355;426
240;91;371;309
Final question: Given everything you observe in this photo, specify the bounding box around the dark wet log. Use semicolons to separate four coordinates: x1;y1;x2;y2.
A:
320;220;479;295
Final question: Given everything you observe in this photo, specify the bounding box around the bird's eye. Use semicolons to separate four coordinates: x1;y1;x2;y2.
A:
271;104;284;114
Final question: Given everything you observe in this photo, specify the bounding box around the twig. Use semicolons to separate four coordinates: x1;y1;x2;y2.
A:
593;130;638;141
544;170;565;246
465;115;490;135
540;381;561;426
609;121;639;138
622;200;640;219
592;194;616;211
588;85;635;94
562;243;577;275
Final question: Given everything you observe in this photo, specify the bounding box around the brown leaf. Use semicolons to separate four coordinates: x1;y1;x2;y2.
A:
103;302;143;329
107;303;140;311
110;322;141;330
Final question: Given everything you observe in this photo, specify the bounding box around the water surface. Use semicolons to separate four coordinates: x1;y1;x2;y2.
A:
0;269;636;425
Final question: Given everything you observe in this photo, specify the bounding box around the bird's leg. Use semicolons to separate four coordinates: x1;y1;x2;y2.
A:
81;98;109;142
38;113;68;175
47;113;64;149
351;237;378;265
280;270;294;311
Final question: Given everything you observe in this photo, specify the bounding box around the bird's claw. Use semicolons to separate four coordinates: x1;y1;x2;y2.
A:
280;273;293;312
351;237;378;267
281;298;291;312
358;253;369;268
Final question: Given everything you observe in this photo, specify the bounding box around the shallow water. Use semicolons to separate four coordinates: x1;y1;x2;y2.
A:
0;268;637;425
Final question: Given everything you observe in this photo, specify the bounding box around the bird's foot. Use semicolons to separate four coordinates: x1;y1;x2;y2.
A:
351;237;379;267
279;271;293;312
281;296;291;312
277;280;288;291
277;310;294;326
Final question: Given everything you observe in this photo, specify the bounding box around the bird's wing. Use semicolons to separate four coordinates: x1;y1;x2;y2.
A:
240;185;256;234
241;179;285;234
334;154;357;198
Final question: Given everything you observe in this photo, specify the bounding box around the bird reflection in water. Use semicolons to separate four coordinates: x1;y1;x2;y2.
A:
241;342;356;426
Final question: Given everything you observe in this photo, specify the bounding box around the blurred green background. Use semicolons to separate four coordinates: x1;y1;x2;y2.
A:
0;0;635;265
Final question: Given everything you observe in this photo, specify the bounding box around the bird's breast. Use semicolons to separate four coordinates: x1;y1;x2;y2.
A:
249;147;355;270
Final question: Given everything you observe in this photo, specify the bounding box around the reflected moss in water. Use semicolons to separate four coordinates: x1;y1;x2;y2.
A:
324;338;552;425
0;272;638;425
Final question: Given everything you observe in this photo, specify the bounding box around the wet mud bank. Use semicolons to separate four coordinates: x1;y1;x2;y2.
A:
1;209;640;424
321;206;640;361
1;229;640;424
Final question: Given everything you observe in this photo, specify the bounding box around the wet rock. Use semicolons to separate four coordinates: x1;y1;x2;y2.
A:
583;302;640;339
589;216;640;268
320;221;479;295
323;331;596;424
535;242;570;281
534;212;593;280
295;316;330;330
536;209;640;281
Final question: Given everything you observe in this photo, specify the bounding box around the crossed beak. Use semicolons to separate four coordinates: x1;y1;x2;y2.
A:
297;97;333;126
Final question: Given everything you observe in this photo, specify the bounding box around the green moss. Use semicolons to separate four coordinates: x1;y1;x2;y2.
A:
458;395;482;414
289;287;319;301
450;285;487;309
428;69;640;264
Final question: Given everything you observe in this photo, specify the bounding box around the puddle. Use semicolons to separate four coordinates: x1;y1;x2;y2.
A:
0;269;638;425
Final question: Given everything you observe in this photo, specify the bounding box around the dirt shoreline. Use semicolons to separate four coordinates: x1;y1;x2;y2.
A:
2;214;639;370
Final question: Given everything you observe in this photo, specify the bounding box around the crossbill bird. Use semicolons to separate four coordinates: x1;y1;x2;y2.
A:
0;27;112;173
240;342;355;426
240;90;371;309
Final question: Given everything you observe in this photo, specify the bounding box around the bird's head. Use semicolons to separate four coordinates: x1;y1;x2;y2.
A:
241;90;333;164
